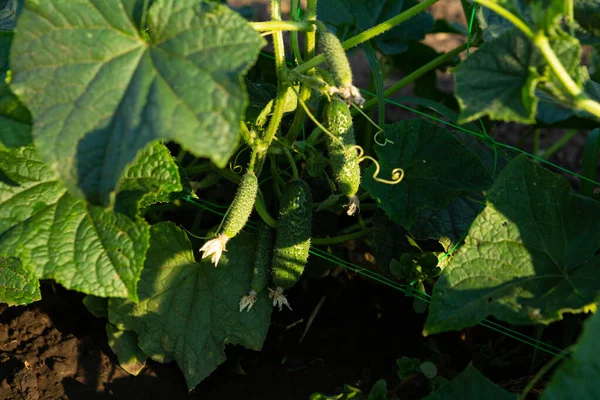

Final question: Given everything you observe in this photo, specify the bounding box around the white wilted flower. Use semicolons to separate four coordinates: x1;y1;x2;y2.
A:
268;286;292;311
239;290;258;312
199;234;230;267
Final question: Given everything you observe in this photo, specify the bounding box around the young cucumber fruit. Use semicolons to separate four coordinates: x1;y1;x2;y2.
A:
222;172;258;238
324;99;361;215
200;172;258;266
270;179;312;310
318;29;364;106
239;220;274;312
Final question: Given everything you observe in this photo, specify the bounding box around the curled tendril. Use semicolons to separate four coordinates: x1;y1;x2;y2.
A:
349;103;393;147
352;145;404;185
229;147;250;175
373;130;394;147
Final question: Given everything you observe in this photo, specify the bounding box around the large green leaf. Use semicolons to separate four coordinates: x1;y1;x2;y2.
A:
317;0;433;55
543;312;600;400
425;363;516;399
424;155;600;335
10;0;265;206
106;323;147;376
0;143;181;299
455;30;541;123
0;256;40;306
108;222;272;390
362;119;493;232
475;0;565;33
0;31;31;149
455;29;583;124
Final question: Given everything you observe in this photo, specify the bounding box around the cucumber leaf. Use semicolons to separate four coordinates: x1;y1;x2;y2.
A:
425;363;516;399
455;29;583;124
9;0;265;206
0;256;40;306
455;30;541;124
0;31;31;149
0;143;182;300
362;119;492;233
317;0;433;55
543;312;600;400
106;323;147;376
424;155;600;335
108;222;272;390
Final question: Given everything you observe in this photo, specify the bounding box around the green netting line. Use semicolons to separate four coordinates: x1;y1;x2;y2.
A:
181;194;570;361
180;5;586;361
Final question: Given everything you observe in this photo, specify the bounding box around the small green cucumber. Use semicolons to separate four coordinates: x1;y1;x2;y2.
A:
324;99;361;198
319;30;353;88
222;172;258;239
251;220;274;293
272;179;312;290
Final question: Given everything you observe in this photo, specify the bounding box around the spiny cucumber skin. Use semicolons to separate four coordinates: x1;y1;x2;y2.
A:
222;172;258;239
324;100;361;197
251;220;274;293
272;180;312;290
319;30;353;88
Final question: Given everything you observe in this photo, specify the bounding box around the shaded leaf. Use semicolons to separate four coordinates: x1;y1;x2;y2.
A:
455;30;541;123
0;31;31;149
83;295;109;319
106;323;147;376
424;155;600;335
317;0;433;55
10;0;265;205
108;222;272;390
0;256;40;306
543;312;600;400
363;119;492;231
425;363;516;399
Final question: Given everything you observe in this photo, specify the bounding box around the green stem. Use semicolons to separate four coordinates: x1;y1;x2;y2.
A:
534;34;580;96
290;0;303;63
255;190;278;228
250;20;314;32
566;0;575;36
240;121;255;145
213;165;242;184
283;147;299;179
474;0;534;38
312;227;374;246
540;129;578;159
255;0;289;175
518;347;572;400
293;0;440;75
359;43;468;114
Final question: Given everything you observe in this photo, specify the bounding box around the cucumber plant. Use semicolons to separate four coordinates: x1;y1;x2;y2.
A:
1;0;600;395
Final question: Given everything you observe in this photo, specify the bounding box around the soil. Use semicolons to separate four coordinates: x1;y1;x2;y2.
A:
1;0;593;399
1;272;555;400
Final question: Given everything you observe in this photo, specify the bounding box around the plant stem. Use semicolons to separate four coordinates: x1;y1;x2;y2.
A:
292;0;440;75
255;0;289;175
359;43;467;114
255;190;278;228
284;0;318;144
534;34;600;119
290;0;303;63
518;348;572;400
312;227;374;246
283;147;299;179
250;20;314;32
566;0;575;36
474;0;534;38
540;129;578;159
